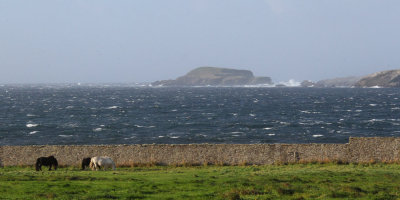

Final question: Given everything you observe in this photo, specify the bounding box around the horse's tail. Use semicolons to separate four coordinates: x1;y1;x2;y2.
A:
35;159;41;171
112;161;116;170
81;160;86;170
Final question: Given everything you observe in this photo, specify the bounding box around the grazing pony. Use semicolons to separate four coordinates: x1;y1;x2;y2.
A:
81;157;91;170
89;156;116;171
36;156;58;171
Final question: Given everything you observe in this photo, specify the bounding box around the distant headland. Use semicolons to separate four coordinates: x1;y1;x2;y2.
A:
303;69;400;88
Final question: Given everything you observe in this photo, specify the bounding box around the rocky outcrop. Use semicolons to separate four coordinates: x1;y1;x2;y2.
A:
300;80;315;87
354;70;400;88
152;67;272;86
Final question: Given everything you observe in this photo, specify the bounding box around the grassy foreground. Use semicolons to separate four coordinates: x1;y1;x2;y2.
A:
1;164;400;199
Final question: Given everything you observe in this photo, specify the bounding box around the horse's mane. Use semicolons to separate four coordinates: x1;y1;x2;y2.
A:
50;156;58;167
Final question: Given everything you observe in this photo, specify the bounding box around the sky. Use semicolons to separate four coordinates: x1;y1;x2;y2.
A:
1;0;400;84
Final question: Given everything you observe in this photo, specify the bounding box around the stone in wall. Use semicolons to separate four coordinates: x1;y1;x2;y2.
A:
348;137;400;163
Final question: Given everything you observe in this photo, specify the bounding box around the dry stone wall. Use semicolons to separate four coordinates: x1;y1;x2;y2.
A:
1;137;400;167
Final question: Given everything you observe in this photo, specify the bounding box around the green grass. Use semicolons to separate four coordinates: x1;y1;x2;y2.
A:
1;163;400;199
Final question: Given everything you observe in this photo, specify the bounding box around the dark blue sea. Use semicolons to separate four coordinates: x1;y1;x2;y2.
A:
1;85;400;145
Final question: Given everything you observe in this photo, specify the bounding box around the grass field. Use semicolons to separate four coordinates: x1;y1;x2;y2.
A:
1;163;400;199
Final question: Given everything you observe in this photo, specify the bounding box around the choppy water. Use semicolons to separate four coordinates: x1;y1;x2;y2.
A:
1;85;400;145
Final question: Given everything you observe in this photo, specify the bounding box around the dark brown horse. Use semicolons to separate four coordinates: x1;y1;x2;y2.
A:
81;157;91;170
35;156;58;171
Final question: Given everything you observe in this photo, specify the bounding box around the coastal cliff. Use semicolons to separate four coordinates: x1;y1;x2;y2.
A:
152;67;272;86
354;69;400;88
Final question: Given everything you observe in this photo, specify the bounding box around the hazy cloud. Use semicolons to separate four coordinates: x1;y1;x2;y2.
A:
264;0;286;14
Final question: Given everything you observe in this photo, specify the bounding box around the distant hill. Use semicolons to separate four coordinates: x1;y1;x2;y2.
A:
300;76;361;88
152;67;272;86
354;69;400;88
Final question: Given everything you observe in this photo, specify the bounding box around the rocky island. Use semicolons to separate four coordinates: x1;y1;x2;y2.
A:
354;69;400;88
152;67;272;86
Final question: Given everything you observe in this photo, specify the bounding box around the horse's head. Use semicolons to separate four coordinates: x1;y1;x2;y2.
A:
89;160;95;170
81;157;91;170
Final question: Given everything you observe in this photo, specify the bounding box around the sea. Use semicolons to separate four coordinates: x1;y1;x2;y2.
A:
1;84;400;145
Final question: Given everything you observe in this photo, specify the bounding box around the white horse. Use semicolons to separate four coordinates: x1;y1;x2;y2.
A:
89;156;116;171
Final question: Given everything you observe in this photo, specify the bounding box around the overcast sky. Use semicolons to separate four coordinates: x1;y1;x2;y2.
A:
1;0;399;84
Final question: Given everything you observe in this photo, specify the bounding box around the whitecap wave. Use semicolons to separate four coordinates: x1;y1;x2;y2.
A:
26;123;38;128
300;110;311;114
29;131;39;135
63;123;79;128
59;135;73;137
93;128;102;132
368;119;384;123
107;106;119;109
369;86;381;88
198;134;208;137
312;134;323;137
